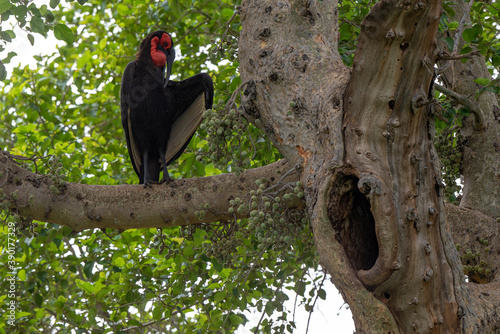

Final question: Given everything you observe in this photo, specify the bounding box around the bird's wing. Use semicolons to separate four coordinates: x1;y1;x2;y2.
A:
164;73;214;165
120;61;142;177
164;93;205;165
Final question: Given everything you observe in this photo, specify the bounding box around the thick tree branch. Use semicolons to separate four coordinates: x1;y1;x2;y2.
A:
435;83;486;130
0;152;302;231
437;49;480;60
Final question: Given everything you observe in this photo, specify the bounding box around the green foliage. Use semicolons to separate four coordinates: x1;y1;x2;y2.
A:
0;0;69;79
440;0;500;75
338;0;369;66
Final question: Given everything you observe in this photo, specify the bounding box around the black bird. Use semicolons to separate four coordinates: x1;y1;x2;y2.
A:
121;30;213;187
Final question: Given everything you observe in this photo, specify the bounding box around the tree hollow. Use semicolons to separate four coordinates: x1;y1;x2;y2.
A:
328;174;379;278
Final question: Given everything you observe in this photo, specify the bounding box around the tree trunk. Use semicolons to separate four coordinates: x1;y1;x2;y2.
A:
239;0;498;332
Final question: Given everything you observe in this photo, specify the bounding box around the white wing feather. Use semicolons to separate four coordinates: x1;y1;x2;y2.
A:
127;107;142;171
164;93;205;164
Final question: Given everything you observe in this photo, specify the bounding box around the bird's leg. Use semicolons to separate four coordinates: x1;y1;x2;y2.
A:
159;152;173;185
142;151;153;188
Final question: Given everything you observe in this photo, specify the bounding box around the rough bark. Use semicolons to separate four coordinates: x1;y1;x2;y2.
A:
239;0;348;165
0;153;302;231
341;0;466;331
240;0;499;332
239;2;396;330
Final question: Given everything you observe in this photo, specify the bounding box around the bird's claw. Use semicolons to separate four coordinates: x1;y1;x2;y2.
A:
160;175;173;185
143;180;157;188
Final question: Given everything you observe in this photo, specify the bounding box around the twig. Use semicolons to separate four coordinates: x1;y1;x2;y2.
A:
245;125;258;160
438;50;480;60
305;273;327;334
486;2;500;11
4;151;54;173
218;6;241;53
176;19;211;43
221;247;267;329
435;84;485;131
263;164;300;194
437;0;475;75
339;18;360;29
292;269;308;326
253;277;286;334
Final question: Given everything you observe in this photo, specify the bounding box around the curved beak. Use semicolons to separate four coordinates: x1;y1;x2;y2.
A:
159;46;175;88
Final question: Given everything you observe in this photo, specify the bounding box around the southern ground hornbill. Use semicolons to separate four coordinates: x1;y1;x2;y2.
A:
121;30;214;187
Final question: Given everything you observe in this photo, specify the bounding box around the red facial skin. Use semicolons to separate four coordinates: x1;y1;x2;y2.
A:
150;33;172;67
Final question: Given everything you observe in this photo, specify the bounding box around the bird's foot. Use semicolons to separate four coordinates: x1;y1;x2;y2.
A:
160;175;173;185
143;180;158;188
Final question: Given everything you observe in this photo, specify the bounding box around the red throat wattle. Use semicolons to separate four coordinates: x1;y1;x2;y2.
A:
150;33;172;67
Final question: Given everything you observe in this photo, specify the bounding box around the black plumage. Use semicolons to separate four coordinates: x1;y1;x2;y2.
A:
120;30;213;187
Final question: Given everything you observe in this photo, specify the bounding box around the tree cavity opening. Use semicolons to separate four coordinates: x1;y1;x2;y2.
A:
328;174;379;271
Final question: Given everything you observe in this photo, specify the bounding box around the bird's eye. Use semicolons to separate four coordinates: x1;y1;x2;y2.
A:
163;42;168;48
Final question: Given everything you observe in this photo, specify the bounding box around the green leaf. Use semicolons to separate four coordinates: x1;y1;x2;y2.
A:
34;293;44;307
53;237;61;249
18;269;26;281
265;301;274;316
460;46;473;55
36;308;45;319
212;259;223;272
77;0;89;5
183;245;194;258
229;314;244;325
442;37;454;51
75;279;93;293
0;61;6;81
2;51;16;64
67;142;76;153
492;55;500;67
113;257;125;268
27;33;35;46
448;21;459;30
221;8;233;20
168;0;181;18
75;280;104;293
30;16;45;34
45;11;54;23
473;78;490;86
0;0;11;15
0;31;12;42
213;291;226;303
54;24;74;44
39;4;48;15
49;0;60;9
17;311;32;318
463;24;483;43
37;271;48;282
296;282;305;296
11;5;28;18
152;306;163;320
83;261;94;278
318;288;326;300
